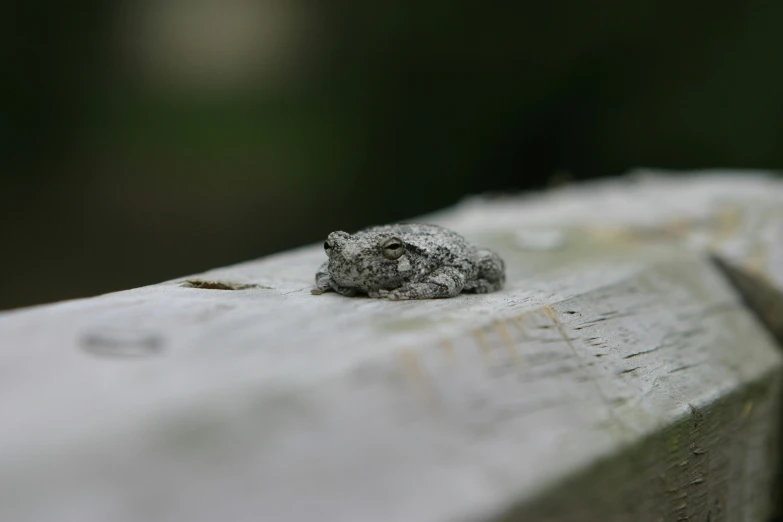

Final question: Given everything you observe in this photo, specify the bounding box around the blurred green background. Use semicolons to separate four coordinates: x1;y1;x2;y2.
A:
3;0;783;311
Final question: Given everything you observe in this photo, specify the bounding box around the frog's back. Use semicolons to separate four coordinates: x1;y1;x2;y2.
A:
357;223;474;264
359;223;462;242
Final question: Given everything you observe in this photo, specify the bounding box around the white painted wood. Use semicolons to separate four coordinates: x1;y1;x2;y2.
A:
1;171;782;522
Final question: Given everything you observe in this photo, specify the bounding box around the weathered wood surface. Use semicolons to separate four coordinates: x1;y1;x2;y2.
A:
1;171;782;522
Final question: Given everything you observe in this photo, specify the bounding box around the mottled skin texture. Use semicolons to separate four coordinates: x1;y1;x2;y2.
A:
311;224;505;300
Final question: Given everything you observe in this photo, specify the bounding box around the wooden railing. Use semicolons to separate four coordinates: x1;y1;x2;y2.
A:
1;170;782;522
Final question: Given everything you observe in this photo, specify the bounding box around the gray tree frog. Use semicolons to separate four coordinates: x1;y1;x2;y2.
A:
311;224;505;300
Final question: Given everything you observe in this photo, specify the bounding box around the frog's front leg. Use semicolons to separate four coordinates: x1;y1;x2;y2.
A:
310;261;333;295
385;266;466;300
311;262;359;296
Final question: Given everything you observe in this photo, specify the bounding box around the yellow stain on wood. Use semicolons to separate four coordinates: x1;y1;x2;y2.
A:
439;338;455;362
505;307;566;342
662;217;691;240
708;205;742;250
492;319;525;366
396;348;438;407
509;314;529;337
586;221;685;245
586;226;633;243
435;311;540;369
470;308;556;364
471;327;493;362
543;305;561;327
543;305;575;344
510;307;560;339
745;244;768;277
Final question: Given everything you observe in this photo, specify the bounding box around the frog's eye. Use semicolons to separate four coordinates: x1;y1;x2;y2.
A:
324;240;332;253
381;237;405;260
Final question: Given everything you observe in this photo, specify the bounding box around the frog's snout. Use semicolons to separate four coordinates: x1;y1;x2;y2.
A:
327;231;352;250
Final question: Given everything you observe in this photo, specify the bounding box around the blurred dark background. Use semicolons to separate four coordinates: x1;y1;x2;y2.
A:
3;0;783;311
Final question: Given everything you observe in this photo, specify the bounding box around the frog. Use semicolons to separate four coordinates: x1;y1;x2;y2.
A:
311;223;505;300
